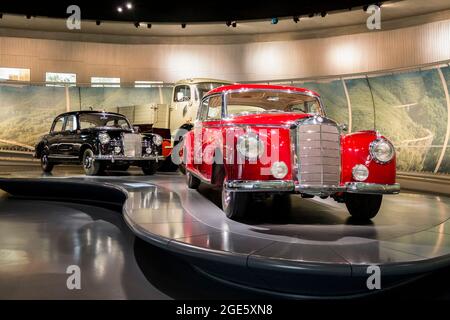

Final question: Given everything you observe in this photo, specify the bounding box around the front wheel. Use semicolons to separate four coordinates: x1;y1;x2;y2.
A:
221;187;250;220
40;151;54;173
142;161;158;175
186;171;200;189
82;148;104;176
345;193;382;220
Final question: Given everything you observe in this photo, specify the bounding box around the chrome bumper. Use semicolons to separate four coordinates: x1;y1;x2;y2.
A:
93;155;165;162
224;180;400;195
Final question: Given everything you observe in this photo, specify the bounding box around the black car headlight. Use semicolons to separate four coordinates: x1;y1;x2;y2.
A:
370;138;395;163
152;134;163;146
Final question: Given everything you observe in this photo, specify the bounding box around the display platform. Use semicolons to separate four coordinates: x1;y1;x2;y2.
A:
1;171;450;298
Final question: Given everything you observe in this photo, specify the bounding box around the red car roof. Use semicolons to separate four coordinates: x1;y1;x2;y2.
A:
206;84;320;97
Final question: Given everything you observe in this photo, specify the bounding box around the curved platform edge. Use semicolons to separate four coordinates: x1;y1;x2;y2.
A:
1;177;449;297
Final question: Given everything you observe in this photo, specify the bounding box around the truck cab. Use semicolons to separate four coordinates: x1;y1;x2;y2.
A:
170;79;234;139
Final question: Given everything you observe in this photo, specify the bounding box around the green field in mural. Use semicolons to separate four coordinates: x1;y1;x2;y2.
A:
0;67;449;174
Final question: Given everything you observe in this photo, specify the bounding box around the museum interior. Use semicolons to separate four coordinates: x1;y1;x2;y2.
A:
1;0;450;302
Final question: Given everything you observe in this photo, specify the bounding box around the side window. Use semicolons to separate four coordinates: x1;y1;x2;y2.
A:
198;98;209;120
206;95;222;121
64;115;77;131
174;85;191;102
52;117;65;133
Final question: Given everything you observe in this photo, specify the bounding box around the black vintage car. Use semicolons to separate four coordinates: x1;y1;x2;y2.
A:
34;111;165;175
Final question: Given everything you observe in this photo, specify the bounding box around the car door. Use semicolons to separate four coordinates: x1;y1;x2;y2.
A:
58;115;80;158
48;116;65;156
198;94;223;181
170;85;192;137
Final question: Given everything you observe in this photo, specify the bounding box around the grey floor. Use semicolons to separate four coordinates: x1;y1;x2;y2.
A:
1;162;450;299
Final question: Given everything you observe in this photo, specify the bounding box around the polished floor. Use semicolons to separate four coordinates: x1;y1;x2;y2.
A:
2;162;450;298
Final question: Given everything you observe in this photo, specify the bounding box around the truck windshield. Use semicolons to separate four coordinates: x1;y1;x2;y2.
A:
79;113;132;130
197;82;230;100
226;90;323;117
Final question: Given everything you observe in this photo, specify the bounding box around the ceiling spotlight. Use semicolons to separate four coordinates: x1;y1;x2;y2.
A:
126;2;133;10
117;6;123;13
0;13;3;19
293;16;300;23
321;11;327;17
308;13;314;18
96;20;101;26
226;21;231;27
147;23;152;29
26;14;32;19
134;22;140;28
271;17;278;25
376;2;382;8
363;5;369;11
232;21;237;28
181;23;186;29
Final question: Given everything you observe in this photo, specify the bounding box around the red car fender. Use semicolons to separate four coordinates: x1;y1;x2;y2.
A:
341;131;396;185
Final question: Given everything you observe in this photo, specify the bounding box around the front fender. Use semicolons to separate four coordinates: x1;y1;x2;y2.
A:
341;131;396;185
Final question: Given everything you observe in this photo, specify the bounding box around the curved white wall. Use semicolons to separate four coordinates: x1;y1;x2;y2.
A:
1;18;450;83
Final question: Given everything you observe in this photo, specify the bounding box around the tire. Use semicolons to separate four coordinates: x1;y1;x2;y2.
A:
82;148;104;176
221;187;250;219
186;171;200;189
142;161;158;175
40;150;54;173
345;193;382;220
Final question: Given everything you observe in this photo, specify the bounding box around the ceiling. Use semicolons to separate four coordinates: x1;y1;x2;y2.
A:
0;0;448;43
0;0;382;23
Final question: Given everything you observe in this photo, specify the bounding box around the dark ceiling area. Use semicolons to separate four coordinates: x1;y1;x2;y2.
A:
0;0;385;23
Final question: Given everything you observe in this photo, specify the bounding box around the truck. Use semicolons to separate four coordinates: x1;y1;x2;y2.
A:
132;78;234;170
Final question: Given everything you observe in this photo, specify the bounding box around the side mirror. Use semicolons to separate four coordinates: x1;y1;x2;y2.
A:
177;91;185;102
339;123;349;132
133;126;140;133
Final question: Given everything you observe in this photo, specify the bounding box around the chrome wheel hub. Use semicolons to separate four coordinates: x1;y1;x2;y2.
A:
84;156;93;169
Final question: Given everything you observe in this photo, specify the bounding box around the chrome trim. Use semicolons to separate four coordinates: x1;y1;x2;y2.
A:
224;180;295;192
294;115;341;187
225;180;400;195
93;155;165;161
345;182;400;194
369;138;395;164
202;123;291;129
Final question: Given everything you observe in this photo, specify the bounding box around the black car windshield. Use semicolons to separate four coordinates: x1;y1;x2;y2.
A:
226;90;323;116
79;113;131;130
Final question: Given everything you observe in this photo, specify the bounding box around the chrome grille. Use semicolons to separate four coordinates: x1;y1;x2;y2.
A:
123;133;142;157
297;122;340;186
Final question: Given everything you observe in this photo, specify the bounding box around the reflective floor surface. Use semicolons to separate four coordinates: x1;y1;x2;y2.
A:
2;163;450;298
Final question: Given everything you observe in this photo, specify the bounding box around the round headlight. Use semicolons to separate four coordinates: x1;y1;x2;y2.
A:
370;138;395;163
271;161;288;179
237;133;265;160
98;132;111;145
146;147;152;154
153;135;163;146
114;146;121;154
352;164;369;182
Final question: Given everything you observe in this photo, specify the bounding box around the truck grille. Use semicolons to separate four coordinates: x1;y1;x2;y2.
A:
296;122;340;186
123;133;142;157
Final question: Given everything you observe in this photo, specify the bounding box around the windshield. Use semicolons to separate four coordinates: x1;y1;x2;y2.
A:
197;82;230;100
226;90;323;117
79;113;131;130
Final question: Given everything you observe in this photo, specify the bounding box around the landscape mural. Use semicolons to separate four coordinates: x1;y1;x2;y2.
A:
0;65;449;175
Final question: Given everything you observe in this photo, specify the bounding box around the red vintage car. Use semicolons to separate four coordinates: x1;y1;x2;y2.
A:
182;84;400;220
